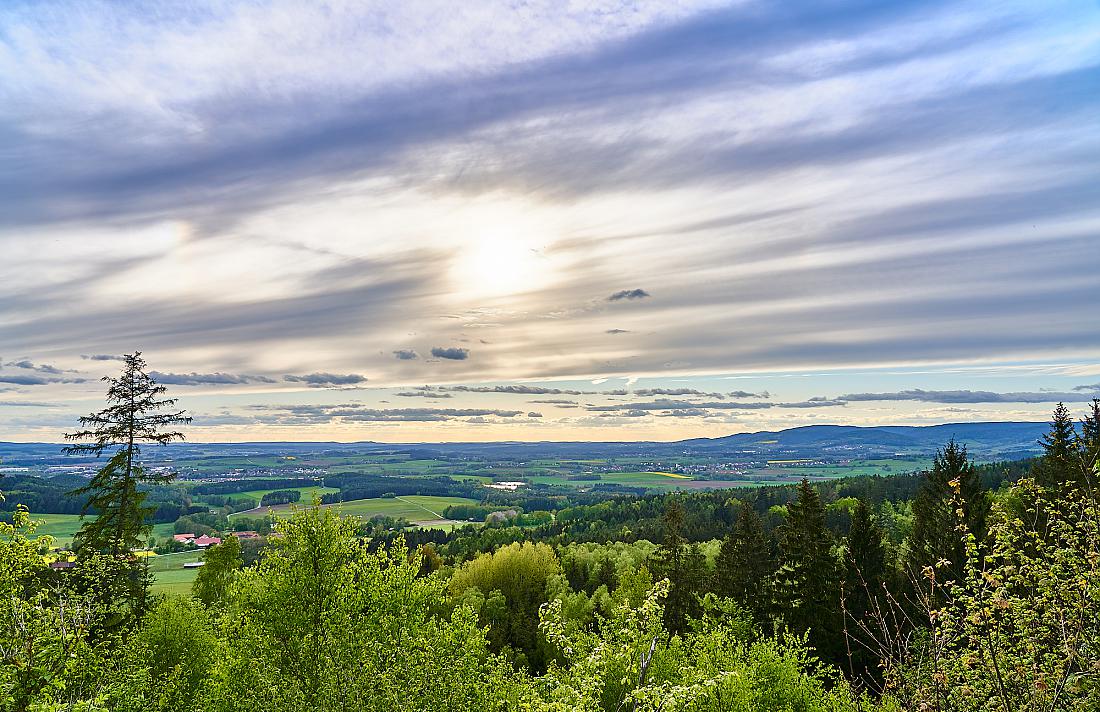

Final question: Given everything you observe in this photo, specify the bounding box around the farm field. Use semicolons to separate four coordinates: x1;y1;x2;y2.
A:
216;484;339;510
233;494;477;526
27;512;83;546
148;550;205;596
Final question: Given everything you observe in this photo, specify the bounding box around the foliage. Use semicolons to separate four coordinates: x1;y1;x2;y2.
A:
202;506;531;711
192;536;242;605
449;540;563;670
886;472;1100;711
538;580;872;711
0;504;111;711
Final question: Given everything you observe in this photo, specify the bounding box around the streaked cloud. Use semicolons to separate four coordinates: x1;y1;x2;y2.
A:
1;1;1098;440
283;372;368;387
839;388;1100;403
149;371;277;386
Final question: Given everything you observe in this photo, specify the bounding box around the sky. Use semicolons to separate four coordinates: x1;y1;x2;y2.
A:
1;0;1099;443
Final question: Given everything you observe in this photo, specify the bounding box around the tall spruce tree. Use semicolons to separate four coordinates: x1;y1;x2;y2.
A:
774;479;842;663
1033;402;1080;488
714;505;773;621
65;353;191;556
1077;399;1100;482
651;499;704;634
906;439;988;586
845;499;886;601
843;499;887;685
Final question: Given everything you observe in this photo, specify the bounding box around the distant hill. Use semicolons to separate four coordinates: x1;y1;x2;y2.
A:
0;421;1050;466
681;422;1049;457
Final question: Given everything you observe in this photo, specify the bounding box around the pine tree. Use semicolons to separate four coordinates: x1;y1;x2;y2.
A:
907;439;988;586
843;499;887;685
714;505;773;621
1077;399;1100;480
1033;402;1080;488
651;499;703;634
774;479;841;662
64;353;191;556
845;499;886;599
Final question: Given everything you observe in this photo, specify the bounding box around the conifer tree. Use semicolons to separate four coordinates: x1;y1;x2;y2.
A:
651;499;704;633
845;499;886;600
714;505;773;621
64;353;191;556
774;479;841;662
906;439;988;586
1077;399;1100;480
842;499;888;685
1033;402;1080;488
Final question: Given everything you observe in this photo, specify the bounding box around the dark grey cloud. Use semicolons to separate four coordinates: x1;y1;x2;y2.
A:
587;399;772;412
284;372;368;387
631;387;767;399
527;411;543;418
528;398;578;404
149;371;277;386
447;384;583;395
588;397;848;414
633;387;722;398
431;347;469;360
608;289;650;302
4;360;67;375
249;403;522;423
777;398;847;409
1073;384;1100;392
656;408;709;418
394;390;452;398
838;389;1100;404
605;329;630;334
0;400;57;407
0;373;85;386
393;349;419;360
81;354;125;361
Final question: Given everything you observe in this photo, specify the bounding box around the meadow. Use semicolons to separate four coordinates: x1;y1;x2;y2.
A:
147;549;206;595
231;494;477;527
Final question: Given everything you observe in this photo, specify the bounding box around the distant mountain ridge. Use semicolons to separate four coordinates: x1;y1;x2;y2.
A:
682;421;1048;452
0;421;1050;464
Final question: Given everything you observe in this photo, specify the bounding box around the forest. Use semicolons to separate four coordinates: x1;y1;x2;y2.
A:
2;357;1099;711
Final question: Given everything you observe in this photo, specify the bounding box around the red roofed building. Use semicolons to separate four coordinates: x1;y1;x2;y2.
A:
173;533;196;543
234;531;261;540
192;535;222;548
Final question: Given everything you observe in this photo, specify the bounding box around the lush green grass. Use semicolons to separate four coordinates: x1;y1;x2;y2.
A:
241;495;477;524
147;550;205;596
212;485;339;510
27;513;84;546
526;471;693;490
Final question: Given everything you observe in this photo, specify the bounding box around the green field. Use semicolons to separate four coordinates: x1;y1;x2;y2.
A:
236;494;477;525
147;550;205;596
212;484;340;510
27;513;84;546
527;471;694;490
